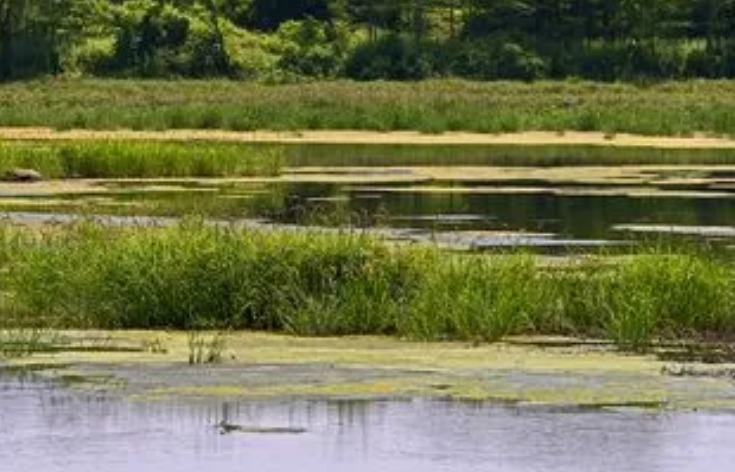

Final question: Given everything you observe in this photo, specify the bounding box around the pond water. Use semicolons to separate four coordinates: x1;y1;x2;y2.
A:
5;160;735;251
6;179;735;251
2;376;735;472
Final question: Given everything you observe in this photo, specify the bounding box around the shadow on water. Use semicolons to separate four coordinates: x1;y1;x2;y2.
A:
2;376;735;472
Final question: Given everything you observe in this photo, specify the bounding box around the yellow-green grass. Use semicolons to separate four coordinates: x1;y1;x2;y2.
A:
0;141;283;178
2;79;735;136
1;222;733;350
7;140;735;180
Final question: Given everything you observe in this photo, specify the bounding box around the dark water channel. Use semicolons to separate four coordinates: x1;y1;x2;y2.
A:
7;175;735;250
98;182;735;237
2;376;735;472
284;185;735;238
81;181;735;247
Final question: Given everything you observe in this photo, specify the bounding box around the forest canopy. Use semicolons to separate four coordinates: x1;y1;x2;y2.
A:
2;0;735;81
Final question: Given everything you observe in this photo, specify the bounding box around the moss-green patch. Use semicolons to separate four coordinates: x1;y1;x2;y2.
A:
509;386;669;408
128;372;711;411
141;377;426;401
56;373;122;389
14;331;660;374
4;331;735;410
0;362;72;374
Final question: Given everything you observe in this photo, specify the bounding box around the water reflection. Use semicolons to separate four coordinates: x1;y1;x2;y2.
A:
2;377;735;472
33;181;735;240
13;187;735;249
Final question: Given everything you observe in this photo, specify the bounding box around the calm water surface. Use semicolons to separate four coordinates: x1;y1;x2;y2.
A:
2;377;735;472
103;181;735;239
14;181;735;244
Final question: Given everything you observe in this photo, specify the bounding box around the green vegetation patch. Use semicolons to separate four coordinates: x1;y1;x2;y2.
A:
6;330;735;409
3;80;735;136
6;138;735;185
287;143;735;167
0;141;284;178
4;1;735;84
2;222;735;350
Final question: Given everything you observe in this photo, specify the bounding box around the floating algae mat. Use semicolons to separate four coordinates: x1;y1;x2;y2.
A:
3;373;735;472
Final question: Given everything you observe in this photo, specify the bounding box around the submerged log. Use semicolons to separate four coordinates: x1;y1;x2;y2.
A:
217;421;307;435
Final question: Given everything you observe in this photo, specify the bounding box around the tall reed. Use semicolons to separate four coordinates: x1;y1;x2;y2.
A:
7;140;735;181
287;143;735;167
2;222;734;349
0;141;284;178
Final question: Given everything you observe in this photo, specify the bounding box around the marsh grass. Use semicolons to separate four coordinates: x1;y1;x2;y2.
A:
287;143;735;167
4;79;735;136
0;329;60;358
0;141;284;178
401;255;545;342
602;253;734;349
5;140;735;183
187;331;227;364
1;222;734;349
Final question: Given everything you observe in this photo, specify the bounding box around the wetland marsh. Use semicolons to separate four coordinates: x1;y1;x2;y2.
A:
5;140;735;248
4;139;735;346
8;0;735;463
4;131;735;470
6;80;735;137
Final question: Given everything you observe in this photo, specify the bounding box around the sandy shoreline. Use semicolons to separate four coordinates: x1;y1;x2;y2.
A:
2;127;735;149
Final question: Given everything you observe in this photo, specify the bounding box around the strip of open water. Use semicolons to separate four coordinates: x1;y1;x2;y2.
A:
2;376;735;472
6;178;735;248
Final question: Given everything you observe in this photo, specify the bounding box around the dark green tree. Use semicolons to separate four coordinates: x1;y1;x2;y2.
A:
0;0;86;79
246;0;337;31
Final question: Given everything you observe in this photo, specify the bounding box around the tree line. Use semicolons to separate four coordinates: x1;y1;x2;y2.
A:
2;0;735;81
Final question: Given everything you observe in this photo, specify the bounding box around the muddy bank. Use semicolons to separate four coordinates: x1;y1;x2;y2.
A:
4;331;735;411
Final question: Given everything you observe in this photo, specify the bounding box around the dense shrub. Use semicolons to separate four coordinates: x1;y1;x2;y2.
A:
345;35;436;80
7;0;735;82
275;19;344;77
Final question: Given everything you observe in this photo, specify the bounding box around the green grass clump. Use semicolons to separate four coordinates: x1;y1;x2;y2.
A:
0;141;284;178
287;143;735;167
4;79;735;136
602;254;733;349
3;222;427;334
2;222;734;349
187;331;227;365
402;255;545;342
0;329;59;358
0;144;61;177
7;140;735;180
